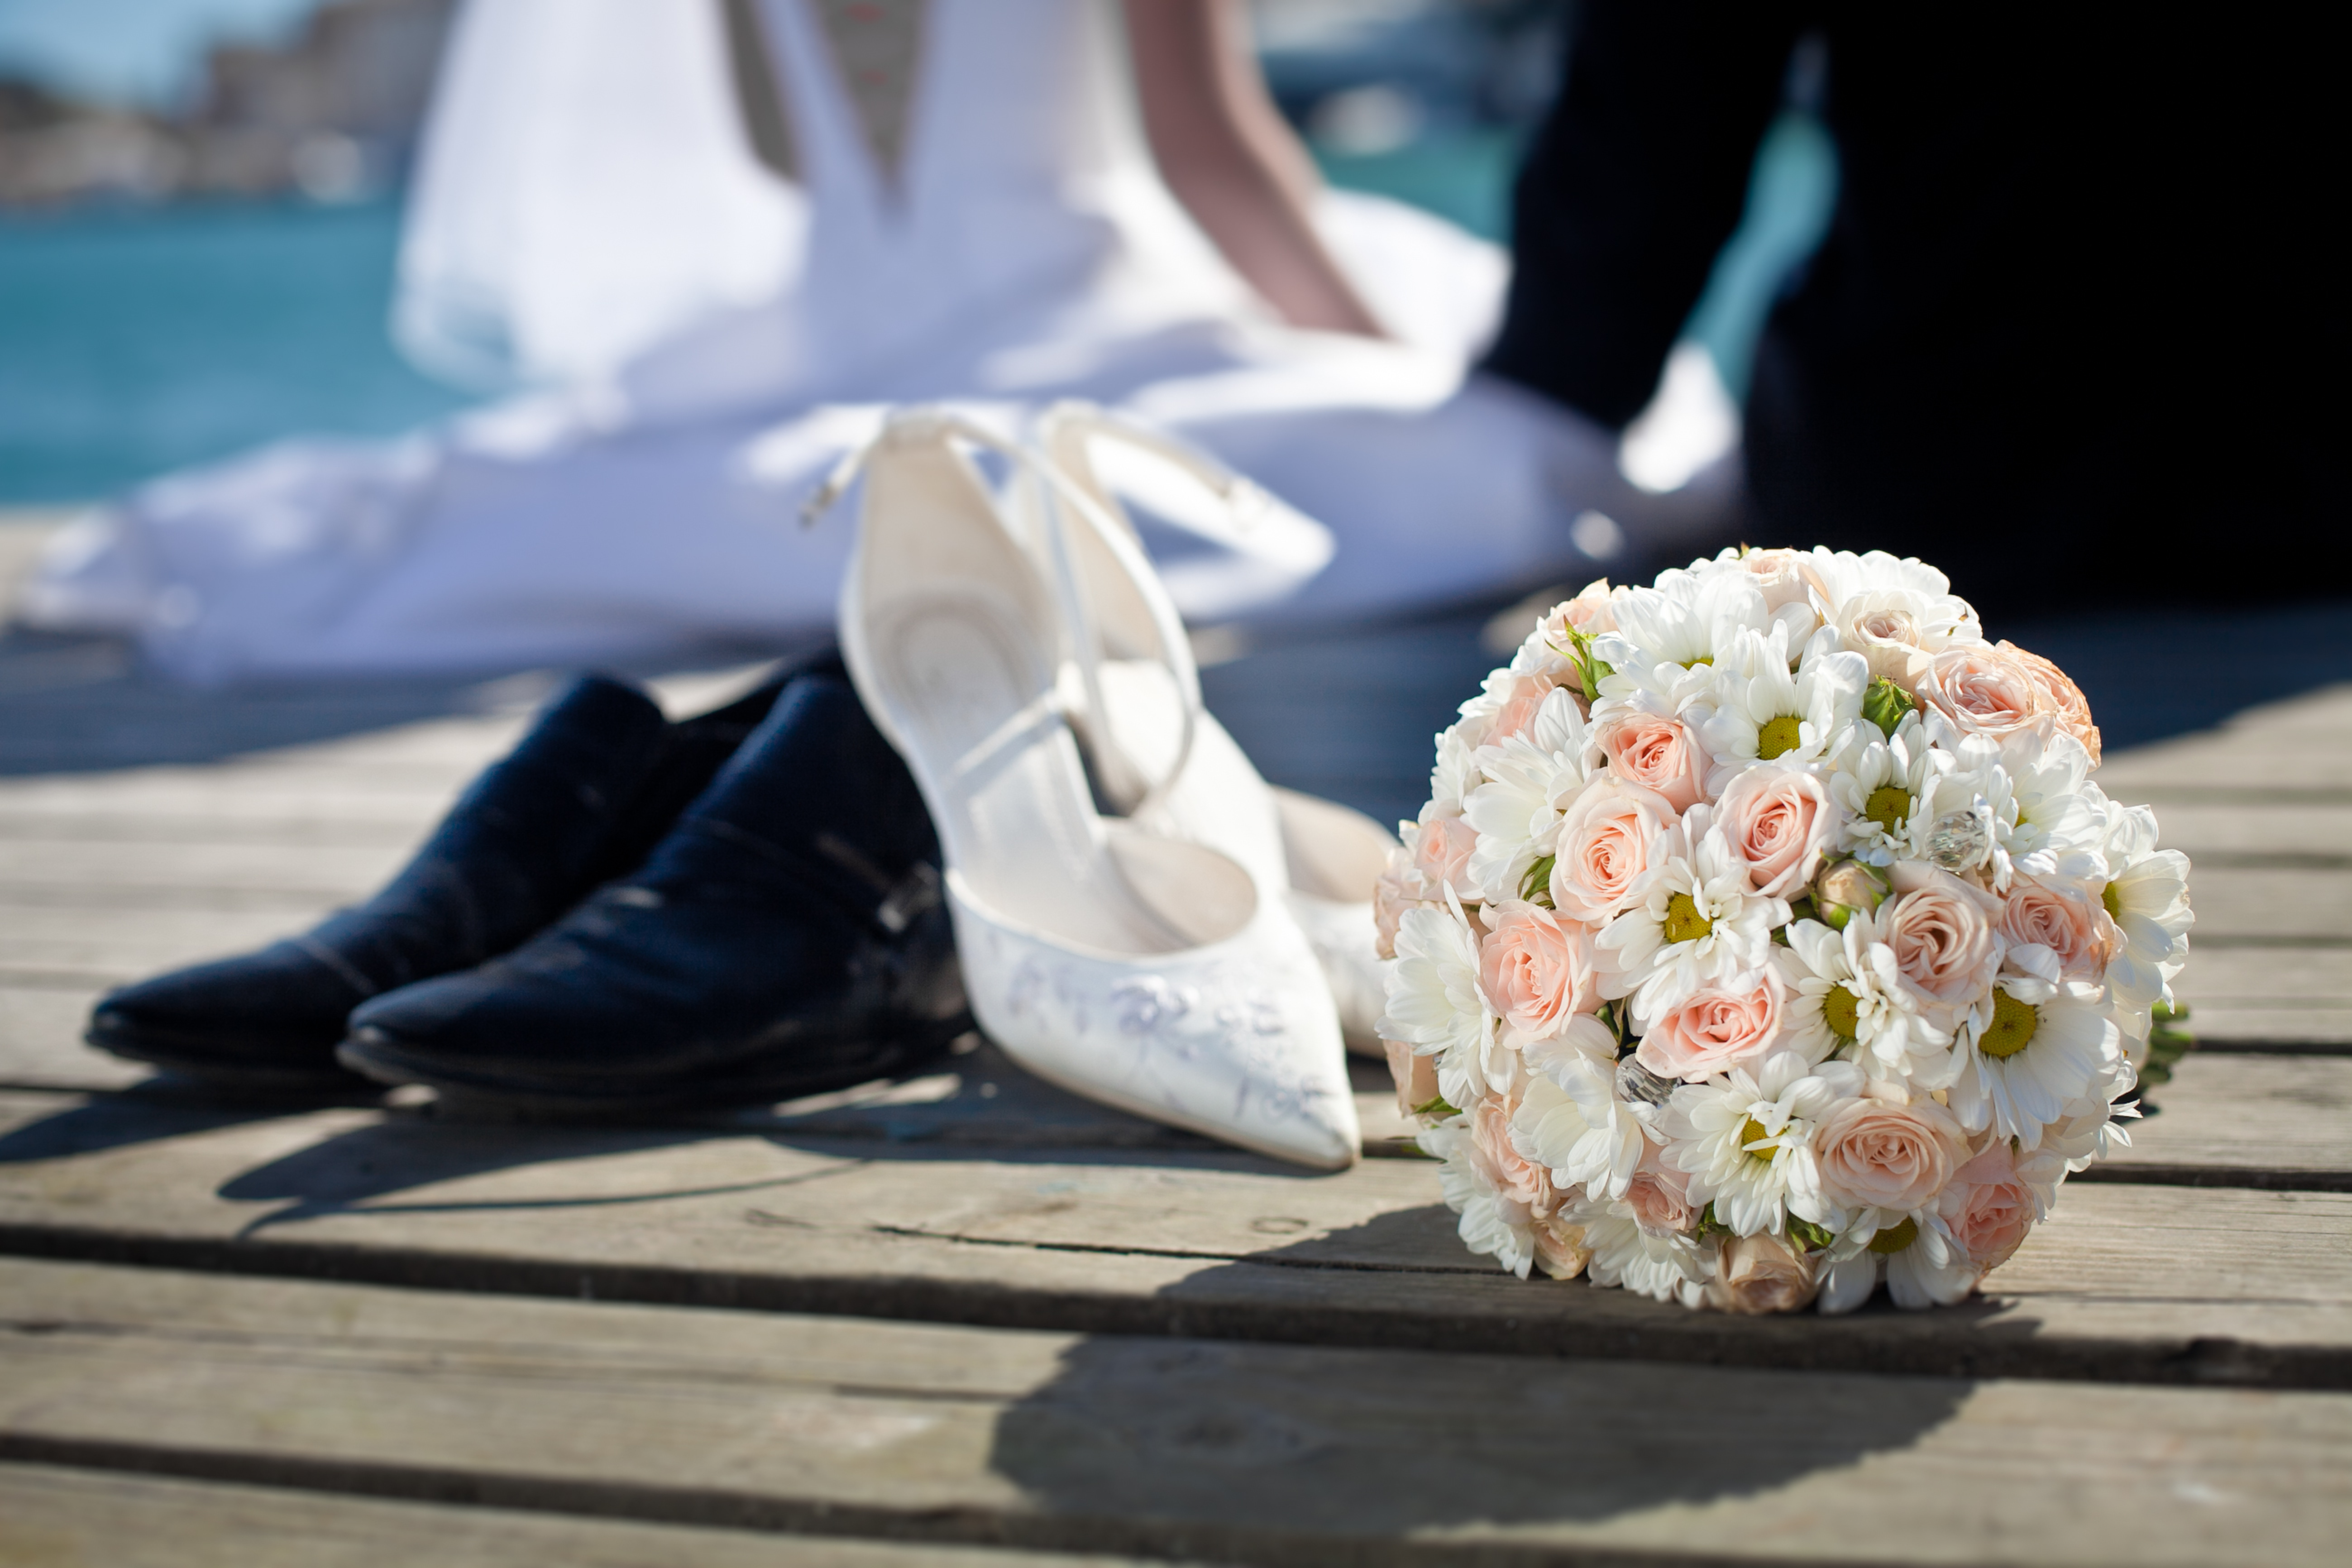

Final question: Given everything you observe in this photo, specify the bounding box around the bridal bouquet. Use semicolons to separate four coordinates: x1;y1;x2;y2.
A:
1376;549;2193;1314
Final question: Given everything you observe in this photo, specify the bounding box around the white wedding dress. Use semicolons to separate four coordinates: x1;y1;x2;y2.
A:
19;0;1647;683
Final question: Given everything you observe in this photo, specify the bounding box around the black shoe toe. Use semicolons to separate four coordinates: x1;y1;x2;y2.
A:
87;940;380;1086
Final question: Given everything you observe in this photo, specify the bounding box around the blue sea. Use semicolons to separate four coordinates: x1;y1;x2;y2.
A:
0;123;1832;505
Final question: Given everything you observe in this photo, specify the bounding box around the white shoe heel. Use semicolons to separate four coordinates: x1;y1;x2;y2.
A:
823;409;1358;1170
1024;401;1399;1052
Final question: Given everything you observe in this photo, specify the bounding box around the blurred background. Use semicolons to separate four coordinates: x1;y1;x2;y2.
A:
0;0;1832;506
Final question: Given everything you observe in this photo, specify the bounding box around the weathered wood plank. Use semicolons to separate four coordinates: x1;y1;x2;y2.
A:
0;1091;2342;1386
0;839;407;898
0;767;468;815
2150;802;2352;860
2099;1055;2352;1186
0;1463;1131;1568
0;987;146;1091
2170;947;2352;1046
3;1257;2346;1568
0;907;348;986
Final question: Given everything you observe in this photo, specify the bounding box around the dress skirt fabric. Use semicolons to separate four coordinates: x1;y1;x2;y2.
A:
21;0;1642;682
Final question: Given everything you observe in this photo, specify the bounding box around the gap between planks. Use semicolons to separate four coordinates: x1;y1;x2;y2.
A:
2;1257;2347;1568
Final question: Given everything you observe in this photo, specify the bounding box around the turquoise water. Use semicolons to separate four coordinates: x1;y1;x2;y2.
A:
0;199;472;502
0;126;1831;504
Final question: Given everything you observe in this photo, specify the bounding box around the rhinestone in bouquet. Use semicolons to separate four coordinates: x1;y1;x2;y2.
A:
1375;549;2193;1314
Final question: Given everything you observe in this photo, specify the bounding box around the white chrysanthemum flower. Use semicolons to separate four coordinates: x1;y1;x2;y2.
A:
1698;622;1870;790
1817;1206;1976;1313
1462;688;1595;901
1596;807;1789;1025
1776;918;1952;1081
1428;724;1480;816
1997;729;2103;865
1898;722;2020;884
1512;1031;1649;1201
1575;1197;1714;1301
1454;664;1515;741
2037;1082;2141;1173
1824;713;1950;865
1378;898;1497;1110
1605;564;1768;666
1661;1050;1864;1236
1947;975;2122;1149
2086;794;2194;1014
1801;550;1984;642
1420;1119;1538;1278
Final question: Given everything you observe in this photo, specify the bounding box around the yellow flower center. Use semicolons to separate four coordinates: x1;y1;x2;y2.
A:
1864;786;1912;836
1979;990;2039;1059
1868;1216;1920;1255
1740;1116;1778;1162
2101;880;2122;920
1821;984;1860;1040
1663;892;1713;946
1681;655;1714;669
1757;714;1804;760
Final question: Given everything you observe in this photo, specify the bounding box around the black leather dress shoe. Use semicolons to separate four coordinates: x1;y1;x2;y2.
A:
337;673;967;1111
86;668;799;1087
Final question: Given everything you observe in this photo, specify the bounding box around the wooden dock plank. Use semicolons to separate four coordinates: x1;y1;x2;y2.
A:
2096;1055;2352;1186
0;1464;1144;1568
3;1257;2346;1568
0;1090;2343;1386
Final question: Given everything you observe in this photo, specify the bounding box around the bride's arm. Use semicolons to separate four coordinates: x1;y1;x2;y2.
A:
1124;0;1387;339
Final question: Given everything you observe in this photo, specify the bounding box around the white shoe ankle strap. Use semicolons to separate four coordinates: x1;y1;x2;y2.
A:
803;406;1202;821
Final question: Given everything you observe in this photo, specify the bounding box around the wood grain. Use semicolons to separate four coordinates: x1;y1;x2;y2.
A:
0;1090;2342;1387
2095;1054;2352;1187
0;1463;1137;1568
3;1257;2346;1568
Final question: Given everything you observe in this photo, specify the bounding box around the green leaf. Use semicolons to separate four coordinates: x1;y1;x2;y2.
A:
2142;1002;2195;1089
1519;854;1558;906
1785;1215;1836;1252
1693;1202;1731;1242
1412;1096;1462;1120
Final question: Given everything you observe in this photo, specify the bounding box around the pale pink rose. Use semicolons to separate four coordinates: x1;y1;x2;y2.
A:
1625;1157;1701;1235
1710;1232;1820;1315
1539;579;1619;640
1737;549;1814;614
1917;644;2049;742
1412;806;1481;901
1372;843;1443;961
1478;900;1601;1041
1531;1215;1594;1280
1949;1146;2036;1270
1881;862;2004;1023
1385;1038;1443;1118
1835;592;1940;693
2003;641;2101;765
1549;775;1678;923
1469;1083;1559;1219
1998;873;2119;985
1812;1095;1966;1213
1713;765;1839;898
1486;672;1566;744
1594;709;1709;812
1635;967;1788;1082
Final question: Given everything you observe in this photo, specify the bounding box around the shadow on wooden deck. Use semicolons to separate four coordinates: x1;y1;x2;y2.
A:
11;592;2352;833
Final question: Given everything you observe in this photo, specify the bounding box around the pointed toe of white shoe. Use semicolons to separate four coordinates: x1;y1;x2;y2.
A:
945;834;1361;1171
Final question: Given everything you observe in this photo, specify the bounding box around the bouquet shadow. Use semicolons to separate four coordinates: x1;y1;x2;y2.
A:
986;1234;1990;1545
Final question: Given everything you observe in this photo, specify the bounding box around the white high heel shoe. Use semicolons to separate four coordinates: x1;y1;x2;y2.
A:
1019;402;1400;1054
819;408;1359;1170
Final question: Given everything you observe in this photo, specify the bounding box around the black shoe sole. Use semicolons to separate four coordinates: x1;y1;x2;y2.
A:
86;1019;377;1092
333;1012;975;1117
